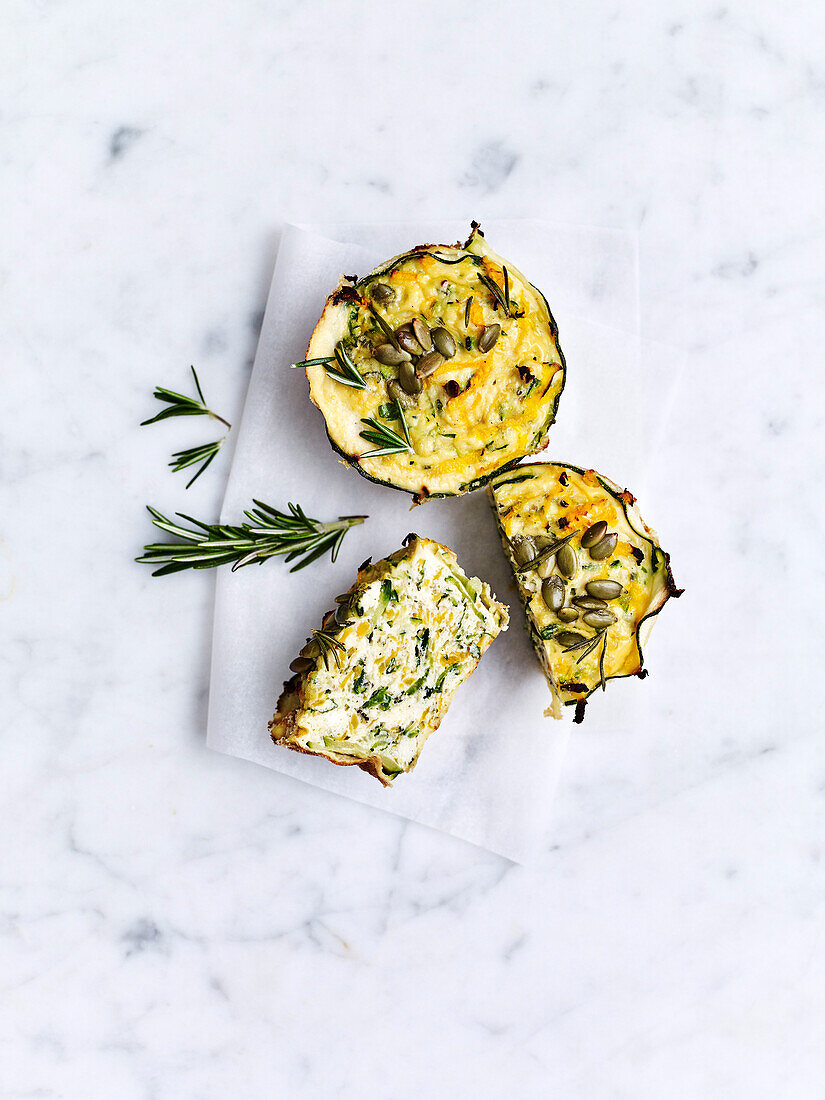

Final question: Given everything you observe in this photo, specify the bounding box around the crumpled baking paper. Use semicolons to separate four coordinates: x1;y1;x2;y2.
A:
206;220;677;862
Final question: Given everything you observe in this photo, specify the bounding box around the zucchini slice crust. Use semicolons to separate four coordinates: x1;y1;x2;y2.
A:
303;224;566;501
269;536;509;786
488;463;681;721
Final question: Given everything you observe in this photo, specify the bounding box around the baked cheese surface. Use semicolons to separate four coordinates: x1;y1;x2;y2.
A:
489;463;679;719
304;227;565;499
269;536;508;785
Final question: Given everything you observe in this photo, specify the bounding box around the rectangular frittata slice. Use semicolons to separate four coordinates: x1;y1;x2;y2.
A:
269;535;508;786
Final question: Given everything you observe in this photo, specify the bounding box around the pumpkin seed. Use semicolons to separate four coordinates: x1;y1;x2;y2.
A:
396;326;423;356
370;282;395;304
289;656;314;674
431;327;456;359
589;533;618;560
374;343;410;366
556;543;577;578
541;576;565;611
388;380;414;408
535;534;558;550
586;579;624;600
536;557;554;579
416;350;443;378
511;535;536;565
583;609;616;628
299;638;320;659
334;593;351;603
556;607;580;623
477;323;501;353
411;318;432;352
581;521;607;548
399;360;422;395
555;631;585;647
573;595;607;610
335;601;352;626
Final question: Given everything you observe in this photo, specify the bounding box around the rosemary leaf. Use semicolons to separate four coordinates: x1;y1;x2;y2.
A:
141;366;231;429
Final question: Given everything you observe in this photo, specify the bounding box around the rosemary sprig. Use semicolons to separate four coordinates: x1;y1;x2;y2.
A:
464;296;473;327
359;400;413;457
292;356;335;368
478;272;511;317
514;531;576;574
169;440;224;489
503;266;510;313
137;501;367;576
572;630;607;664
313;628;345;670
323;344;367;389
599;633;607;691
141;366;231;429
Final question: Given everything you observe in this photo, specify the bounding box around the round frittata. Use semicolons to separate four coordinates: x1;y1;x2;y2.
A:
300;224;566;500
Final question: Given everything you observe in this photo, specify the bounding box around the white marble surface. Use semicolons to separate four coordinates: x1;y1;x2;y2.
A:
2;3;824;1097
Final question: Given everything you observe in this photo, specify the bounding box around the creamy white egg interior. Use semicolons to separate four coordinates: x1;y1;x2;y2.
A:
270;537;508;785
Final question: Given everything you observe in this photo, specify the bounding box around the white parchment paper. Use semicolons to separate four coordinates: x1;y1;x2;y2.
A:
207;221;675;862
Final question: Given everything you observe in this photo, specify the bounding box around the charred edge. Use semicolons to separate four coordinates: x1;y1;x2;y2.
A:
573;698;588;724
558;470;569;486
631;546;645;565
402;531;418;545
636;669;650;680
332;284;362;306
358;557;372;571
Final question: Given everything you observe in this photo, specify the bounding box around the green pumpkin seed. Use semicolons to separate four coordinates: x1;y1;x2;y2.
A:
431;327;456;359
589;533;618;561
416;350;443;378
585;579;624;600
573;595;607;610
534;534;558;550
299;638;320;659
396;326;423;356
556;542;577;578
581;521;608;548
411;318;432;352
374;343;410;366
335;601;352;626
387;380;414;408
477;323;501;353
556;607;580;623
556;631;585;647
334;593;351;603
511;535;536;565
370;282;395;304
289;656;314;674
583;609;616;628
542;577;565;611
536;557;554;579
399;360;422;395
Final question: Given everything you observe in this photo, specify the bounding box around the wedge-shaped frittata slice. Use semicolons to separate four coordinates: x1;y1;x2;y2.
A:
489;463;680;721
269;535;508;786
300;223;566;501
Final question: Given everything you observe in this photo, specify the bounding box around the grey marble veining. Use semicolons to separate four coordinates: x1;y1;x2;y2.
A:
2;2;824;1097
